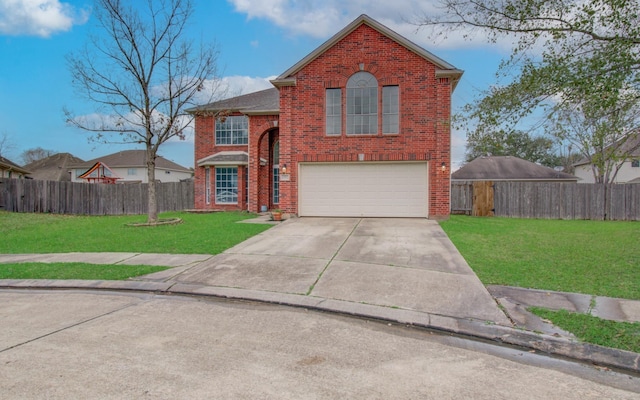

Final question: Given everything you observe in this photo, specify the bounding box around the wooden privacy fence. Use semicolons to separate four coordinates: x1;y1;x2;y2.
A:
0;179;194;215
451;181;640;221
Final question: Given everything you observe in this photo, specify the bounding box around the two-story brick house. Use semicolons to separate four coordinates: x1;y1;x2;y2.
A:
190;14;462;218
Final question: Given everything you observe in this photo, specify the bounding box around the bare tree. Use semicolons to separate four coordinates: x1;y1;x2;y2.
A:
21;147;54;164
0;132;16;158
66;0;219;223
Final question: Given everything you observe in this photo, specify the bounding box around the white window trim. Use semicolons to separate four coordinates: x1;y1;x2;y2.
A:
215;166;238;204
215;116;249;146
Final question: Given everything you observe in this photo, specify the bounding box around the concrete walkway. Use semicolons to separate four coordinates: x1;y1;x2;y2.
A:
1;217;639;372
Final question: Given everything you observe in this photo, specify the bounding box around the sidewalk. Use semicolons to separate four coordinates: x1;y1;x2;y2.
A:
1;251;639;373
2;252;638;325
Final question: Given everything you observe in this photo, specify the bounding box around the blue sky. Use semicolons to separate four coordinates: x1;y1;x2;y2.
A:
0;0;510;170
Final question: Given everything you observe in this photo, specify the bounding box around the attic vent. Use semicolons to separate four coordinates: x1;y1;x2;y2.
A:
439;77;449;84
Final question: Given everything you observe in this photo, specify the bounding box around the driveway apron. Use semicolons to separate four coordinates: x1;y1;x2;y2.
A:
172;218;510;325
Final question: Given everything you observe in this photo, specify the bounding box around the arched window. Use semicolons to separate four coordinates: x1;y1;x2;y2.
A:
346;71;378;135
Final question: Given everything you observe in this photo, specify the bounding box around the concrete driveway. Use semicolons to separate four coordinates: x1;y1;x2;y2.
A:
171;218;510;325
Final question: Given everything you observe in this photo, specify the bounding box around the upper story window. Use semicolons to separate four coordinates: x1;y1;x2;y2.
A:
216;115;248;145
632;159;640;168
382;85;399;134
326;88;342;136
347;72;378;135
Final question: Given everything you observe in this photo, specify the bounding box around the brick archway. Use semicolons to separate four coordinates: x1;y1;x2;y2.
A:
248;127;279;213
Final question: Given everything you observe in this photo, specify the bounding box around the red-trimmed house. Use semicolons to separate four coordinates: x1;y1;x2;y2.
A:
189;15;462;218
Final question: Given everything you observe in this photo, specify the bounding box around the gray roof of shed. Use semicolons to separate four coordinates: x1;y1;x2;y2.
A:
452;156;578;181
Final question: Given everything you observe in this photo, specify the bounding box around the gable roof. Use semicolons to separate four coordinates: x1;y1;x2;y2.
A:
70;150;190;172
0;156;31;175
452;156;578;181
24;153;85;181
187;88;279;115
271;14;463;89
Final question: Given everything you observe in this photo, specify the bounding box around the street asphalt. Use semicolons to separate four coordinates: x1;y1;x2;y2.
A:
1;216;639;376
1;290;639;399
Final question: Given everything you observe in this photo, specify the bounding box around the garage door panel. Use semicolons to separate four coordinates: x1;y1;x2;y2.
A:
299;163;428;217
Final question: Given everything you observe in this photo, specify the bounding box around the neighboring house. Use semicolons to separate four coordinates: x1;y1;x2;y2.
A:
24;153;85;181
573;135;640;184
189;14;462;218
452;156;578;182
69;150;192;183
0;156;30;179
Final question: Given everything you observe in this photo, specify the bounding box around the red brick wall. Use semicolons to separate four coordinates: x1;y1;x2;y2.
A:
278;24;453;218
193;113;251;211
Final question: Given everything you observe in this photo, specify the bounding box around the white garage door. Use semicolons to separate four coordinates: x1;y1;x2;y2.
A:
298;162;428;217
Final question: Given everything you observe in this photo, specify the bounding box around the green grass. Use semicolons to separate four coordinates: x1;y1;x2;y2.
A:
529;307;640;353
0;262;169;280
440;216;640;300
0;211;272;254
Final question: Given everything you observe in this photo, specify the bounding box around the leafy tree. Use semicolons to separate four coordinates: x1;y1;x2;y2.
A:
418;0;640;217
465;129;559;167
548;92;640;184
65;0;219;223
20;147;54;164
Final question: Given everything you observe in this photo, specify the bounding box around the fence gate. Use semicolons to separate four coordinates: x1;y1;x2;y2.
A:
472;181;494;217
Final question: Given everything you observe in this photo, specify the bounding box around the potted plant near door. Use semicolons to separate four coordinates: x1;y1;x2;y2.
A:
270;209;283;221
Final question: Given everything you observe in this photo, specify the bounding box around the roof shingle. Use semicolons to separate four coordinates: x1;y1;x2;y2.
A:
452;156;578;181
69;150;190;172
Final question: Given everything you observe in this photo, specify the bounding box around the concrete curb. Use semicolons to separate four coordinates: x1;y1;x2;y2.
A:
1;279;639;374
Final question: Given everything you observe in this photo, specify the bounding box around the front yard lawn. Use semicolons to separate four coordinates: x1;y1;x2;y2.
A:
0;262;169;280
530;307;640;354
439;216;640;300
440;216;640;353
0;211;272;255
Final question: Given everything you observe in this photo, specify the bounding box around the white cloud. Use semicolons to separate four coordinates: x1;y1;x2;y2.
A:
227;0;513;51
451;129;467;171
220;75;276;97
0;0;89;37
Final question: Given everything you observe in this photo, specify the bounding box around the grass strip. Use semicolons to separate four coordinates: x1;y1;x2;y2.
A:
0;263;169;280
440;216;640;300
529;307;640;354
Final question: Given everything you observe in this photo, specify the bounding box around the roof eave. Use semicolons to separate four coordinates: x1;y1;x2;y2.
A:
243;109;280;116
435;69;464;91
270;78;296;88
198;160;248;167
0;162;31;175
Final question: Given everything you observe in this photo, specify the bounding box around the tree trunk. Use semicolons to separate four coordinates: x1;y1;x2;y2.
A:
603;181;612;221
147;157;158;223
